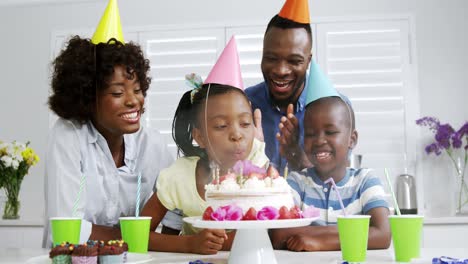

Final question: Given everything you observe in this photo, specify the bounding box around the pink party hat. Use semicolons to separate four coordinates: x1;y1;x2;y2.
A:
204;36;244;90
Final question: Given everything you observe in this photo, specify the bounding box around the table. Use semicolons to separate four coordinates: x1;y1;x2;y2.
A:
1;248;467;264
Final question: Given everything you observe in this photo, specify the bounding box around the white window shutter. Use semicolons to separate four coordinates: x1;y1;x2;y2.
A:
226;26;265;88
140;29;225;158
316;20;417;186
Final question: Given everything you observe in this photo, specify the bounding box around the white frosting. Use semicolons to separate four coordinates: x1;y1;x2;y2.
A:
219;178;241;191
263;177;272;187
243;177;266;190
272;177;290;190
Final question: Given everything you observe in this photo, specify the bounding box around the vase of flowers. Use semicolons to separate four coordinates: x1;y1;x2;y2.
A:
0;141;39;219
416;117;468;215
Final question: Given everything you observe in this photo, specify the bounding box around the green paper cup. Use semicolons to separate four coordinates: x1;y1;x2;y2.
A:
389;215;424;262
50;217;81;246
119;216;151;253
337;215;371;263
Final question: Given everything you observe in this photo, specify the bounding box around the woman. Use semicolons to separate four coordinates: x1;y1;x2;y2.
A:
42;36;173;247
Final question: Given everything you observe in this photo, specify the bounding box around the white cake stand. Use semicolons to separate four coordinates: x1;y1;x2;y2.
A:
184;216;318;264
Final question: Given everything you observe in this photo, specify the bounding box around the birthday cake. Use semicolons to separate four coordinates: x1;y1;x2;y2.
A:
203;160;319;221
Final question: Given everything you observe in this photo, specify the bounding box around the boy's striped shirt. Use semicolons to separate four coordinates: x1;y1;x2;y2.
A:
287;167;388;226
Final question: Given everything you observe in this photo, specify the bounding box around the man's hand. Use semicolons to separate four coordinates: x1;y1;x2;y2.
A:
276;104;312;170
276;104;300;157
253;108;264;142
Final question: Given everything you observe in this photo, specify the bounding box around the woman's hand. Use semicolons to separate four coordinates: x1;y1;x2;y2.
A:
189;229;228;254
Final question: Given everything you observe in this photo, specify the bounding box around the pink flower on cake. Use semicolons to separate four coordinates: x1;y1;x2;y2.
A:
257;206;279;220
211;205;243;221
232;160;266;176
302;205;320;218
211;207;226;221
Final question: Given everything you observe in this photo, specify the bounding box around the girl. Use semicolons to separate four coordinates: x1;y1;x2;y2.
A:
141;82;268;254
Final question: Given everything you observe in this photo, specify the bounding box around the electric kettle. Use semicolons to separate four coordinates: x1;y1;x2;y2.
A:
395;174;418;214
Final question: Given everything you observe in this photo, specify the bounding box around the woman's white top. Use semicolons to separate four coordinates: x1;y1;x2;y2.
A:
42;118;173;247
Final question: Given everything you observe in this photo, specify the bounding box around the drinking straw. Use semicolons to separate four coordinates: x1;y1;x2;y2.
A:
284;163;289;180
239;161;244;177
135;173;141;217
324;177;347;216
384;168;401;216
72;174;86;217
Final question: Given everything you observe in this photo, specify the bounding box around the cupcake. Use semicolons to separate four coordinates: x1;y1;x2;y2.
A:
49;242;74;264
98;240;124;264
118;240;129;263
71;240;98;264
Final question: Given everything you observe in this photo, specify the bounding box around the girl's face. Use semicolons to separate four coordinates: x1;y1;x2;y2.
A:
193;91;255;171
303;101;357;181
92;65;144;139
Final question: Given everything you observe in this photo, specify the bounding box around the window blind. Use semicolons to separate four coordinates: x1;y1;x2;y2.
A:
140;28;225;158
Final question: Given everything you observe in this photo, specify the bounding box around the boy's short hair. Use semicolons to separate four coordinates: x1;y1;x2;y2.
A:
306;96;356;130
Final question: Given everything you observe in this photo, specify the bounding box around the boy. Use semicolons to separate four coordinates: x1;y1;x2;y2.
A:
270;62;391;251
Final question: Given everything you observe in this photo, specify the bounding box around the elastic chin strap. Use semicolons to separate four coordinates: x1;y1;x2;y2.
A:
340;96;354;151
203;83;221;167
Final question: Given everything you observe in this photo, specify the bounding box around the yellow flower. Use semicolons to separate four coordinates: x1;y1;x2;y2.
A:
21;147;39;166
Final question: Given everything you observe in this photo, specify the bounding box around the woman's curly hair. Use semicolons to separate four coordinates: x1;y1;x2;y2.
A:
48;35;151;122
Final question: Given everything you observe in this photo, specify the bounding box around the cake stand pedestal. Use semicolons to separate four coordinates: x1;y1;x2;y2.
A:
184;216;318;264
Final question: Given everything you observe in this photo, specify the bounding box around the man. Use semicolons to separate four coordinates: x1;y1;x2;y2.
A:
245;4;313;172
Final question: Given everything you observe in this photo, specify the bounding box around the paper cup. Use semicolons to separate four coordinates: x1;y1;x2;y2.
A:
119;216;151;253
389;215;424;262
50;217;81;246
337;215;370;263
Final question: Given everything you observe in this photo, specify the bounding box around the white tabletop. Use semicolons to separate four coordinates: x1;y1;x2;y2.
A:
1;247;467;263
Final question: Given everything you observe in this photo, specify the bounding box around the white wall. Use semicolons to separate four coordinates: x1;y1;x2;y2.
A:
0;0;467;221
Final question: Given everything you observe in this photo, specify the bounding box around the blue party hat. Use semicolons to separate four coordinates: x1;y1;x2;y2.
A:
305;60;339;105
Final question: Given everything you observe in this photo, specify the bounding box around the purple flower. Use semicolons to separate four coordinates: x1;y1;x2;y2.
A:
416;117;440;133
452;122;468;149
257;206;279;220
425;143;442;156
435;124;455;149
416;117;467;156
